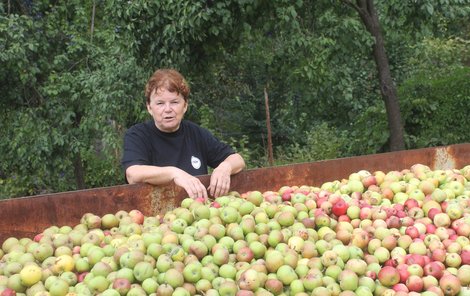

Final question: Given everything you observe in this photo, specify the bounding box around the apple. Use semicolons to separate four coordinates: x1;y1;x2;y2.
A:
346;205;360;219
218;280;238;296
212;247;230;266
236;246;254;263
457;265;470;286
163;268;184;289
33;243;54;262
193;204;211;220
264;278;283;295
378;266;400;287
221;206;240;224
48;278;70;295
264;250;284;273
237;269;260;291
331;199;348;217
276;265;298;285
218;264;237;280
445;253;462;268
156;283;174;296
461;250;470;265
132;261;153;282
439;274;461;296
338;269;358;291
188;241;208;260
182;262;202;283
348;180;364;193
112;278;131;295
101;214;120;229
18;264;42;287
277;211;296;227
406;274;424;292
393;283;409;293
423;261;444;279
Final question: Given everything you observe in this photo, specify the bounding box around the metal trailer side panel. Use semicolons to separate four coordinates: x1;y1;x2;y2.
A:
0;143;468;243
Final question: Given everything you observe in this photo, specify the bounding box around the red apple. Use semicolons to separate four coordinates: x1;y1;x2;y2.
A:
393;283;409;293
426;224;437;234
406;275;424;292
0;289;16;296
129;209;144;224
423;262;444;279
405;226;420;239
406;254;425;267
396;264;410;283
461;250;470;265
332;199;348;217
362;175;377;188
404;199;419;211
33;233;43;243
236;247;254;263
432;248;447;263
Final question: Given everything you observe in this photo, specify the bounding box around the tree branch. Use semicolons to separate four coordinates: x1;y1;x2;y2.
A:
365;0;377;20
90;0;96;43
341;0;360;13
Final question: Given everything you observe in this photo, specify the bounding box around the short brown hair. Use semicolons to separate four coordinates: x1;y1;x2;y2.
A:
145;69;190;104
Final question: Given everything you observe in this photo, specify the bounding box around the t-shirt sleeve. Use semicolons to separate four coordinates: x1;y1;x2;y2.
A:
121;126;152;171
202;129;236;168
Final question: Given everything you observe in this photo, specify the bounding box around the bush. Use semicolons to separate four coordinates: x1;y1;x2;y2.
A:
274;122;348;165
399;67;470;148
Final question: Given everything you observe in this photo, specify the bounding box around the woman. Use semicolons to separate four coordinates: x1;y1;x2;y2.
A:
122;69;245;199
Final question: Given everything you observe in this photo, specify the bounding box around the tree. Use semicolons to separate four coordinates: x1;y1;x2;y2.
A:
341;0;405;151
1;0;469;198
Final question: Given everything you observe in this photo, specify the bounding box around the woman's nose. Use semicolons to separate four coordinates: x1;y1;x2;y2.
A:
163;103;172;111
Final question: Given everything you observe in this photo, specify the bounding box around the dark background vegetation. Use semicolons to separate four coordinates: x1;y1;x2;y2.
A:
1;0;469;198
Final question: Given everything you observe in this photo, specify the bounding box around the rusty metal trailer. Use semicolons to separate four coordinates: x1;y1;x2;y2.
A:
1;143;469;244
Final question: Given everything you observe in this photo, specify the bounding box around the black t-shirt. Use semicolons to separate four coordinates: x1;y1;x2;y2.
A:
121;120;235;177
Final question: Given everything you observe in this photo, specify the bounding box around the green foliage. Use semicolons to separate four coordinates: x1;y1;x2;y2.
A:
344;101;390;156
400;67;470;148
226;135;262;169
405;37;470;79
1;0;470;198
274;123;348;165
0;1;149;198
398;36;470;148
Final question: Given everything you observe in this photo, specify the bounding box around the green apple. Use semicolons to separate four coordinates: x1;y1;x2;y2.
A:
133;261;154;282
164;268;184;288
181;262;202;283
276;265;298;285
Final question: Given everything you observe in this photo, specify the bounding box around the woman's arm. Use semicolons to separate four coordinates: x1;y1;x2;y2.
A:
126;165;209;199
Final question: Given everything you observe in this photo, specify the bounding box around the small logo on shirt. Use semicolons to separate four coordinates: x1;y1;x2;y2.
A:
191;156;201;169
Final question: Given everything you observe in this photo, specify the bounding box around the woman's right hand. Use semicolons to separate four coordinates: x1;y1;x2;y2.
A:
172;169;208;200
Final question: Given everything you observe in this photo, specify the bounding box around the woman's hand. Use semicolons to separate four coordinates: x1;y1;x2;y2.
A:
208;162;232;197
173;169;208;200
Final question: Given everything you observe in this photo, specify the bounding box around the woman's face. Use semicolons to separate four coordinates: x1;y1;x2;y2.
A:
147;88;188;133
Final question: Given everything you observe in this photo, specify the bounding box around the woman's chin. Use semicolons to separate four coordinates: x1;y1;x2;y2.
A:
157;122;180;133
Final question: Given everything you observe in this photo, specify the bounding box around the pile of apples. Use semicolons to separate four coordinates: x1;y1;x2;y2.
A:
1;164;470;296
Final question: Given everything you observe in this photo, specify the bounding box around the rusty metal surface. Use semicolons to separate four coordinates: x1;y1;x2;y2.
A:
229;143;469;194
0;184;156;242
1;143;469;243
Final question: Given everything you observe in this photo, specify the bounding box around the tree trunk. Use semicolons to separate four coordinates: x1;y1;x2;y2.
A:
90;0;96;42
264;86;274;166
73;153;86;190
343;0;405;151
